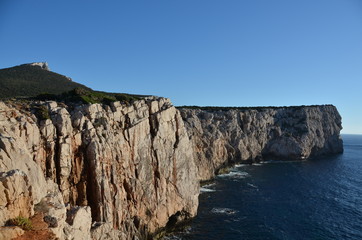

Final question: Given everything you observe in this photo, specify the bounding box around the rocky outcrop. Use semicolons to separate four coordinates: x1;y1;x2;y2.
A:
25;62;50;71
0;97;199;239
179;105;343;181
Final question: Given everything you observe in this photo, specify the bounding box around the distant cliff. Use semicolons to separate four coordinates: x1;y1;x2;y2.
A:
178;105;343;181
0;99;343;239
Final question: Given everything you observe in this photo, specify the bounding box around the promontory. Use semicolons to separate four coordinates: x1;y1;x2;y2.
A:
0;63;343;240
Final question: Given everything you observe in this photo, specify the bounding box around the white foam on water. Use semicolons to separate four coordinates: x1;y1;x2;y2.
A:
247;183;258;189
200;187;216;193
202;182;216;188
218;170;249;179
234;163;248;167
211;207;238;215
200;182;217;193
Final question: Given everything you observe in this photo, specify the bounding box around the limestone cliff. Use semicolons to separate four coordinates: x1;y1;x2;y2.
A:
178;105;343;181
0;99;343;239
0;97;199;239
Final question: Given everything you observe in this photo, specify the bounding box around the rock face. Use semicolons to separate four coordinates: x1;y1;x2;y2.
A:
0;170;33;226
0;226;24;240
0;98;343;239
179;105;343;181
0;98;199;239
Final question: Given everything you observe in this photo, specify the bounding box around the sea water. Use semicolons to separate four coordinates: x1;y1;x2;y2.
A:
166;134;362;240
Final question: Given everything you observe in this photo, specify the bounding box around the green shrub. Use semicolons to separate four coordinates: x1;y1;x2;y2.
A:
31;87;142;105
34;93;58;101
114;94;140;103
34;105;50;120
8;216;33;230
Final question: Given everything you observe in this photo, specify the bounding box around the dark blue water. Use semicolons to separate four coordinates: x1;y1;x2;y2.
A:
166;134;362;240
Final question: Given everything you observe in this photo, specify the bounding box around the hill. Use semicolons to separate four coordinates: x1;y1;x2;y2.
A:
0;63;145;104
0;63;91;99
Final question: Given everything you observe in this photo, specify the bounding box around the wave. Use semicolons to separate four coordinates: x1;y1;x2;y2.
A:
234;163;248;167
200;182;217;193
247;183;258;188
252;163;262;166
202;182;216;188
200;187;216;193
211;207;238;215
218;170;249;179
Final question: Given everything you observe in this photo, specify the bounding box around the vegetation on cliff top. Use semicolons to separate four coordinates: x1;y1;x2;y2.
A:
34;88;142;105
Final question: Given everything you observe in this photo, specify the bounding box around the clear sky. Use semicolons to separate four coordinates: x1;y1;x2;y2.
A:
0;0;361;134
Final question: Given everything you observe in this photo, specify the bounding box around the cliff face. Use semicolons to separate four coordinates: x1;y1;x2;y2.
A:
0;97;199;239
179;105;343;181
0;99;343;239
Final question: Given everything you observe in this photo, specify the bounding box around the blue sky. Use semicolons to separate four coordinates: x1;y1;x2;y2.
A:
0;0;361;134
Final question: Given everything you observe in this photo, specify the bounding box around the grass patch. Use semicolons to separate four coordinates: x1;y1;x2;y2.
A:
8;216;33;230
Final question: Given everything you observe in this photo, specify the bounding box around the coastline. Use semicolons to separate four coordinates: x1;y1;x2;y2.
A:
0;99;343;239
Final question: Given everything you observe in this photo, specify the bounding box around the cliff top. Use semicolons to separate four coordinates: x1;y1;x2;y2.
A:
177;104;335;111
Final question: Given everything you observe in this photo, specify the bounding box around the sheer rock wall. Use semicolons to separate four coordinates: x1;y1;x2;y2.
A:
0;98;199;239
179;105;343;181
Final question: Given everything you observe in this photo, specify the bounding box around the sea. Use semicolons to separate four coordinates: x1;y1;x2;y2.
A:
165;134;362;240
